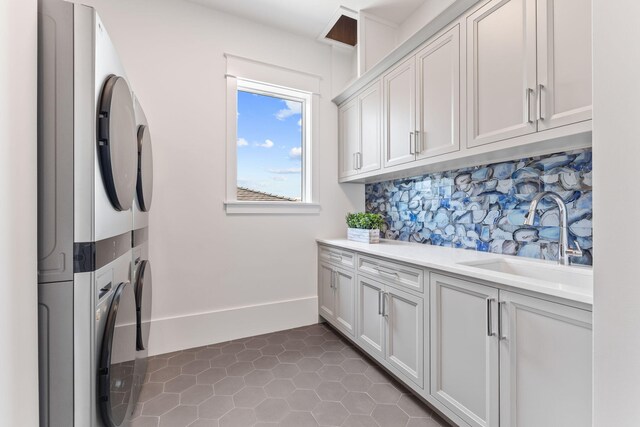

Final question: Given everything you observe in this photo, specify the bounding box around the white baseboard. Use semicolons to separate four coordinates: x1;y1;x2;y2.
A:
147;296;319;356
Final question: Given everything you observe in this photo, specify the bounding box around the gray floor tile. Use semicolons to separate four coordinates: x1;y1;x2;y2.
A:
286;389;321;411
159;405;198;427
134;324;452;427
181;385;214;405
254;398;290;422
312;401;349;426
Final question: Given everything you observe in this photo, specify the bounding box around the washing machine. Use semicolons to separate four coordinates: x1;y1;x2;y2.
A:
37;0;147;426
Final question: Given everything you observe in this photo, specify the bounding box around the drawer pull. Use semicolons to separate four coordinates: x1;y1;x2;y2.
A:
378;290;383;315
376;266;400;279
329;253;343;262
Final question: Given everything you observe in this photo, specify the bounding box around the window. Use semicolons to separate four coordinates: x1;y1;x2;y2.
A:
224;54;320;214
236;81;308;202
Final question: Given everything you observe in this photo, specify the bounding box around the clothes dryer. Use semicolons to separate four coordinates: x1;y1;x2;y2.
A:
37;1;145;426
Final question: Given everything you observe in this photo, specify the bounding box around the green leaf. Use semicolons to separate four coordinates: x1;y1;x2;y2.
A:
345;212;384;230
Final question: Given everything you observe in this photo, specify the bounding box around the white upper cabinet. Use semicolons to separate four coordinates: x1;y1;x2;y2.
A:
359;80;382;174
499;290;592;427
467;0;538;148
383;56;417;167
335;0;592;182
338;80;381;179
416;24;461;159
338;98;359;179
430;273;500;427
536;0;592;130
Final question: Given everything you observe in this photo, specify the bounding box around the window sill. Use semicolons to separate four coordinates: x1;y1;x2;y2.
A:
224;201;321;215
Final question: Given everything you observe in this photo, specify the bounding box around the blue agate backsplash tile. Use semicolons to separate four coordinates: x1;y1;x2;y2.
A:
365;149;593;265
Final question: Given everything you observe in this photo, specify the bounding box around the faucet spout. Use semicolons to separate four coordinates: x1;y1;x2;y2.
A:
523;191;583;265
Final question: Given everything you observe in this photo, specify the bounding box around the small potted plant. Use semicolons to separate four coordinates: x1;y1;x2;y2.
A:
346;212;384;244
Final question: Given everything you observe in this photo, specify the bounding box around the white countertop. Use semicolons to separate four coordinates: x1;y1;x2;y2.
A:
317;238;593;307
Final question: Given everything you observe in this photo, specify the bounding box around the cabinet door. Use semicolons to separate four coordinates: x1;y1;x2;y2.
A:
385;286;424;388
467;0;537;147
416;25;461;159
334;267;356;338
430;274;499;427
358;80;382;174
318;262;336;321
536;0;592;130
338;98;360;179
383;57;416;167
499;291;592;427
356;276;386;360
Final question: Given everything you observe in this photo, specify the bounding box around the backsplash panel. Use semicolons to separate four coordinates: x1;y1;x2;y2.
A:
365;149;593;265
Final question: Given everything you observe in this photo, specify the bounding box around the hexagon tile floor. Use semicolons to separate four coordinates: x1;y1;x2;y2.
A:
131;323;452;427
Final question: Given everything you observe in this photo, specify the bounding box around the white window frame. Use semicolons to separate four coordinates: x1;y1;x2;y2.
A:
224;65;321;215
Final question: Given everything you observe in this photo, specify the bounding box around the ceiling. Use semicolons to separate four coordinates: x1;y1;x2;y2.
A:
187;0;427;39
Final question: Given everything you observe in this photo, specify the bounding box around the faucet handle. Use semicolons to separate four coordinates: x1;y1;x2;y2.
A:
566;240;583;258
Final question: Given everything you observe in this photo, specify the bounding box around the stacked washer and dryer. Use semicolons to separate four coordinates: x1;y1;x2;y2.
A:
37;1;154;426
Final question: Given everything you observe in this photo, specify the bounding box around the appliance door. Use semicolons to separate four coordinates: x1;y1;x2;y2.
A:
98;281;137;427
131;259;152;412
135;259;152;352
97;75;138;211
136;125;154;212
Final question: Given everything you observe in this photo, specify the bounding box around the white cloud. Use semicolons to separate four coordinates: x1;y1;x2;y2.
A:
237;138;249;147
297;118;302;127
275;100;302;121
289;147;302;159
257;139;274;148
268;168;301;174
272;176;287;181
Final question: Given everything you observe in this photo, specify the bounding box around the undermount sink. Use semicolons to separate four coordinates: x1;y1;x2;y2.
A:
458;258;593;294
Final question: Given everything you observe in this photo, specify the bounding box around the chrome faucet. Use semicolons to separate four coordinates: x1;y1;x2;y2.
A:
524;191;583;266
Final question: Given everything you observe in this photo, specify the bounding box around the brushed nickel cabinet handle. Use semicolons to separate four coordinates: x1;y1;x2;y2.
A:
498;301;507;340
487;298;496;337
537;83;544;120
382;292;389;318
409;131;415;154
526;88;534;123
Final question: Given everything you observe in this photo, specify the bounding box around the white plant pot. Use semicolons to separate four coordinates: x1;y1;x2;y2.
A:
347;228;380;244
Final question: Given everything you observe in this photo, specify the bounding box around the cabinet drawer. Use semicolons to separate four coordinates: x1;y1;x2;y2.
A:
319;246;355;269
358;255;423;293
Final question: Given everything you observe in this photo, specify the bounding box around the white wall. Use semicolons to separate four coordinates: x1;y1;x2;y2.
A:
81;0;363;355
592;1;640;425
397;0;457;44
0;0;40;425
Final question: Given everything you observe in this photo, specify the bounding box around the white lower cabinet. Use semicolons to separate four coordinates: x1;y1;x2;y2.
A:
334;268;356;337
319;246;592;427
318;262;336;320
318;260;355;338
429;273;592;427
356;274;424;388
385;286;424;387
356;275;386;358
430;273;499;427
499;290;592;427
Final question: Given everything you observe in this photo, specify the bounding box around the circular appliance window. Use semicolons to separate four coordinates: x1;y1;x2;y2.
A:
97;75;138;211
136;125;154;212
99;281;137;427
135;260;152;351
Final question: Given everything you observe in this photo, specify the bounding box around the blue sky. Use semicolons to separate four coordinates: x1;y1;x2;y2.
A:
237;90;302;199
